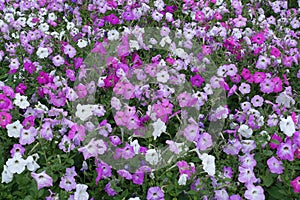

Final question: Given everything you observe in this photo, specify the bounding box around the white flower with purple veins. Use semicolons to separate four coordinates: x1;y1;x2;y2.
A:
156;71;169;83
280;116;295;137
6;120;23;138
152;118;166;140
6;155;27;174
74;184;89;200
1;165;13;183
36;47;49;59
145;149;160;165
13;93;29;109
238;125;253;138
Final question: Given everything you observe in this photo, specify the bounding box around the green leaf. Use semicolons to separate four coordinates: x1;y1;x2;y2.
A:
262;171;274;187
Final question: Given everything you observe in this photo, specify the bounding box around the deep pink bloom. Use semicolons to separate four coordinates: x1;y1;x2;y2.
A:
24;61;36;74
270;134;282;149
251;32;265;44
290;176;300;193
272;77;283;93
36;71;49;85
270;46;281;58
253;72;266;84
241;68;251;80
105;14;119;25
15;83;27;95
0;94;13;110
0;112;12;128
190;74;204;87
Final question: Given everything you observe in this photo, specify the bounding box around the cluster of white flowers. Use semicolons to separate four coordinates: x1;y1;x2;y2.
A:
2;154;40;183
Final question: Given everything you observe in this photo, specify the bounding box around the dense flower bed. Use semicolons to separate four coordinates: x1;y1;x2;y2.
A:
0;0;300;199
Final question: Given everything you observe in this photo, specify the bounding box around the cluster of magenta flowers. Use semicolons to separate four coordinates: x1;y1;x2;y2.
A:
0;0;300;200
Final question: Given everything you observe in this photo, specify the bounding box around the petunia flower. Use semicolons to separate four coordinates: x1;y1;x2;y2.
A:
31;170;53;190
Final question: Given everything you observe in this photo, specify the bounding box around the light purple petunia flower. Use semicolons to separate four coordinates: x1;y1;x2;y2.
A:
31;170;53;190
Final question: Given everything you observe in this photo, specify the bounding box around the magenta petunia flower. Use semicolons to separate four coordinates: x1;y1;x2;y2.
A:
31;170;53;190
190;74;204;87
290;176;300;193
251;32;265;44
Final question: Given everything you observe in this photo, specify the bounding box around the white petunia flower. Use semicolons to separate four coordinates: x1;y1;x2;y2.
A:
178;174;188;186
38;23;49;32
1;165;13;183
107;30;119;41
128;198;141;200
152;118;166;140
6;120;23;138
74;184;89;200
77;39;88;48
198;153;215;176
129;40;140;50
35;101;49;113
13;93;30;109
145;149;160;165
156;71;169;83
276;92;295;108
130;139;140;155
238;124;253;138
75;104;95;121
36;47;49;59
67;22;75;30
26;155;40;172
279;116;295;137
6;155;27;174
